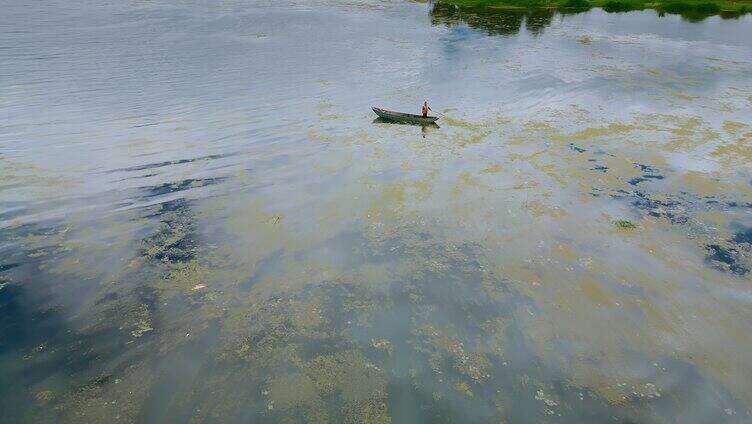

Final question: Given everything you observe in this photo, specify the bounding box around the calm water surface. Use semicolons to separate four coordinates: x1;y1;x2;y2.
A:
1;0;752;422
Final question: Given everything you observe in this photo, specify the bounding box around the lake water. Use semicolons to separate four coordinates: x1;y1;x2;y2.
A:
1;0;752;422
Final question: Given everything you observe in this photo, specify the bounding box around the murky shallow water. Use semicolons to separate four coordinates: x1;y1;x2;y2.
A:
1;0;752;422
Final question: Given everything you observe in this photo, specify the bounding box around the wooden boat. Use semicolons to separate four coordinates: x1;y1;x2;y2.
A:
372;107;439;125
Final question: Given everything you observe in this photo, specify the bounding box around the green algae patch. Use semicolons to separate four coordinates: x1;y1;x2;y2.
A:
670;91;699;101
523;199;566;218
481;163;504;174
614;220;637;229
34;364;156;423
455;381;474;397
300;350;386;401
264;350;392;423
556;121;648;142
370;339;394;356
35;390;54;405
711;130;752;163
129;303;154;338
441;116;481;130
267;373;328;422
411;324;493;385
458;172;487;189
316;100;342;121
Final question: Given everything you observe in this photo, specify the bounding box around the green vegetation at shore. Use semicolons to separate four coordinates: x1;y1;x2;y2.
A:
438;0;752;21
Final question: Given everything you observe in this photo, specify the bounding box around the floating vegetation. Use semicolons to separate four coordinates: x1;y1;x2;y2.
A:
35;390;54;405
535;389;559;414
129;303;154;338
370;339;394;356
11;106;752;421
614;220;637;229
455;381;473;397
140;199;197;263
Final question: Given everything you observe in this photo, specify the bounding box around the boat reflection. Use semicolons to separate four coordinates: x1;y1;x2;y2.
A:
373;117;440;138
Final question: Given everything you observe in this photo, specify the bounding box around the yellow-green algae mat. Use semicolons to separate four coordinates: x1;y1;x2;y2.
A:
9;107;750;423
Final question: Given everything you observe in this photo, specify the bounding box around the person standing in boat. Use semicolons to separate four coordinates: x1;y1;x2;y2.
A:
422;101;431;117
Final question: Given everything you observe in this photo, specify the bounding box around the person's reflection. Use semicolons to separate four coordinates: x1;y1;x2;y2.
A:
421;123;439;138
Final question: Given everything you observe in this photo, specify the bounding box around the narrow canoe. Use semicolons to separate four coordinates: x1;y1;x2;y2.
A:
372;107;439;125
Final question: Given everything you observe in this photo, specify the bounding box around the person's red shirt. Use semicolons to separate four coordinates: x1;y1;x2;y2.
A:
422;103;431;117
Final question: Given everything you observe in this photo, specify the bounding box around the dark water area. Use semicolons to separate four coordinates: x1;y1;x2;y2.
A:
1;0;752;422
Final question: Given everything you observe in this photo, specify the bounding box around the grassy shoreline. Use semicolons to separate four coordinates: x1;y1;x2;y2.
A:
437;0;752;19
